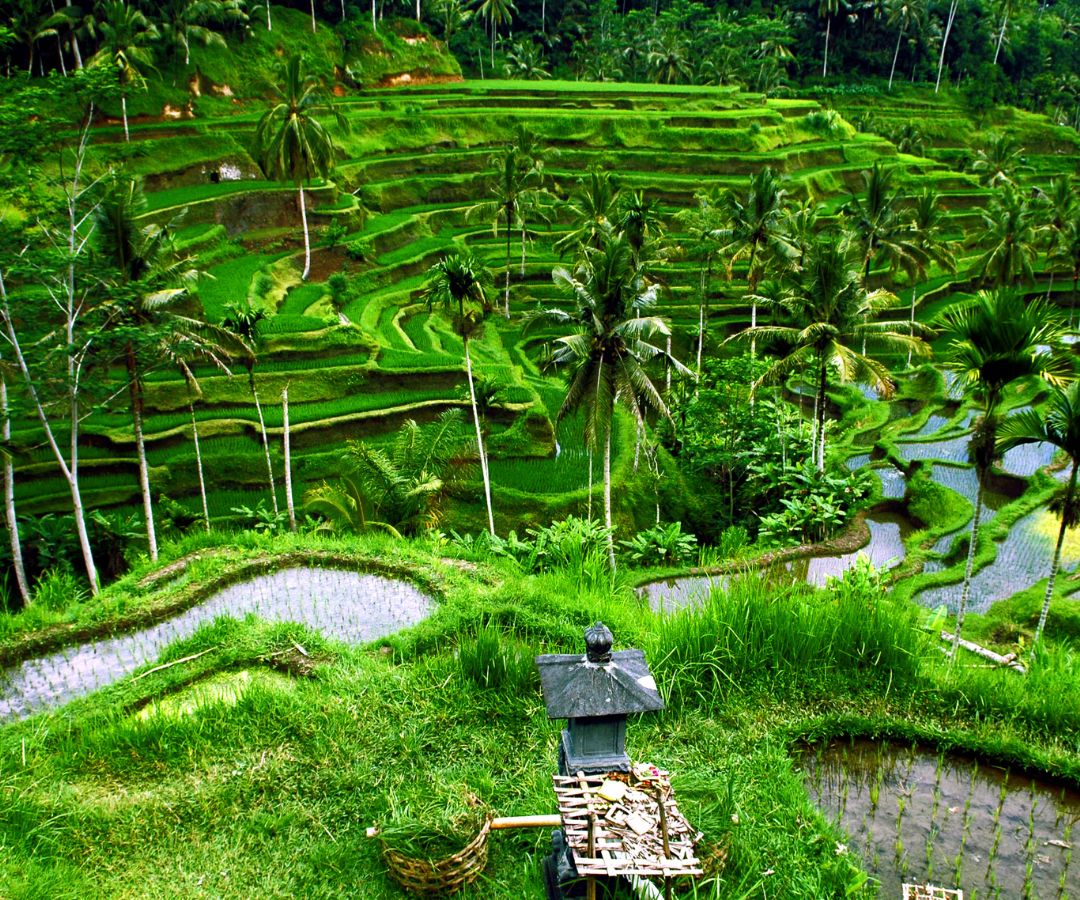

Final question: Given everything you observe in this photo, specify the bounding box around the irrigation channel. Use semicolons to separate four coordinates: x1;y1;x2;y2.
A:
643;393;1070;615
0;568;433;722
803;738;1080;898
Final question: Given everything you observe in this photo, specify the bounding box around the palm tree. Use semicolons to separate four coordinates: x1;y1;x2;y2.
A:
525;234;688;567
159;0;247;67
88;0;159;142
973;186;1040;288
422;253;496;536
720;167;796;356
553;168;621;257
255;54;345;282
676;190;723;381
618;190;665;270
904;189;957;365
474;0;515;69
997;383;1080;649
646;30;692;84
503;40;550;79
223;302;278;515
818;0;842;78
971;134;1032;188
842;162;925;287
1036;176;1077;301
886;0;926;89
992;0;1016;65
1051;216;1080;326
736;239;929;472
937;289;1073;657
95;175;202;562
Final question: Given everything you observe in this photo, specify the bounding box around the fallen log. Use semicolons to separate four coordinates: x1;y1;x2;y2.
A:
940;631;1026;674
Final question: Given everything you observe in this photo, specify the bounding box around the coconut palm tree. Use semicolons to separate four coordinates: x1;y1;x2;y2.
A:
973;186;1040;288
904;189;957;365
1036;176;1078;301
971;134;1032;188
554;168;620;257
88;0;159;142
720;167;796;356
94;175;201;562
997;382;1080;649
474;0;515;69
223;302;278;515
842;162;925;288
159;0;247;67
255;54;345;282
886;0;926;89
422;253;496;536
525;233;688;567
735;238;930;472
1052;216;1080;326
937;289;1073;658
676;190;724;381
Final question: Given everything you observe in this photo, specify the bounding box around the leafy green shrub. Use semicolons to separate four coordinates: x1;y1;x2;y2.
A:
230;501;289;535
619;521;698;567
802;109;845;138
756;464;873;546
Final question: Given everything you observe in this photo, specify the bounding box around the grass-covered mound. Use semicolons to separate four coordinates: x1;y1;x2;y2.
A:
0;532;1077;897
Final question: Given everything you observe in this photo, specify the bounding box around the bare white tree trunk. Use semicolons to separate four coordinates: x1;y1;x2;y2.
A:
587;449;593;520
935;0;958;94
993;11;1008;65
252;381;278;514
266;0;273;31
372;0;376;29
310;0;317;33
889;20;905;90
604;423;615;570
951;475;984;659
121;94;130;142
0;373;30;605
67;0;83;69
299;184;312;281
190;402;210;532
464;337;495;536
282;384;296;532
1034;461;1076;647
907;284;918;368
822;15;831;79
128;361;158;561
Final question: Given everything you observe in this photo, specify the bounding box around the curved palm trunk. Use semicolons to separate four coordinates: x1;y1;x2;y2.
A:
889;20;906;90
127;348;157;562
309;0;317;32
121;94;130;142
250;372;278;514
1035;459;1077;646
189;400;210;533
952;473;985;659
283;384;296;532
67;0;83;69
299;184;312;281
520;222;527;276
587;448;593;520
907;284;919;367
604;422;615;570
696;265;707;385
748;245;759;358
1;374;30;606
463;335;495;536
266;0;272;31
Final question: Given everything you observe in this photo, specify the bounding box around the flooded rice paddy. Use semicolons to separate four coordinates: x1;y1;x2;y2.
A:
803;738;1080;899
0;568;433;722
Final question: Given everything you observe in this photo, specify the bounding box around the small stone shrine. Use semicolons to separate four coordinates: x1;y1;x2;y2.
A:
536;622;702;899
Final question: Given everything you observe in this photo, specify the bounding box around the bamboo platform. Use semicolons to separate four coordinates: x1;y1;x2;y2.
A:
552;766;703;880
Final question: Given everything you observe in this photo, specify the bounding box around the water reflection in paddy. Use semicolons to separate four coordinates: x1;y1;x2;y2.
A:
0;568;433;722
803;739;1080;900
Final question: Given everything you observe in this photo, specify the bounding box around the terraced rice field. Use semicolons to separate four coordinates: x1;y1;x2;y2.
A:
12;80;1080;537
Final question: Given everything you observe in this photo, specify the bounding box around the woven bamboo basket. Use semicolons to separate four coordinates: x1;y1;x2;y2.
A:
381;818;491;896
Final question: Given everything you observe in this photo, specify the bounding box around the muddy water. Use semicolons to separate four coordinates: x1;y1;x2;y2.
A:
803;739;1080;899
0;569;433;722
640;512;912;613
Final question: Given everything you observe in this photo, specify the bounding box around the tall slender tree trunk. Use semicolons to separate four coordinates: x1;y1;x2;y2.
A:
541;0;546;32
127;349;157;561
952;473;984;659
299;184;312;281
463;335;495;536
250;373;278;514
587;448;593;520
520;222;527;275
416;0;420;21
310;0;317;32
815;357;828;472
0;374;30;606
56;35;67;76
907;284;919;367
1034;460;1077;646
889;20;906;90
121;94;130;142
341;0;346;22
372;0;376;29
282;384;296;532
993;12;1008;65
190;401;210;532
266;0;273;31
67;0;83;69
935;0;958;94
748;245;758;358
696;265;706;385
822;16;831;79
604;422;615;570
504;217;512;318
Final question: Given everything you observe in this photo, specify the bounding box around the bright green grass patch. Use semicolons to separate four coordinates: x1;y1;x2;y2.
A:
198;254;278;321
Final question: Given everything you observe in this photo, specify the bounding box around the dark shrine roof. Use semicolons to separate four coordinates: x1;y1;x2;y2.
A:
535;649;666;719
